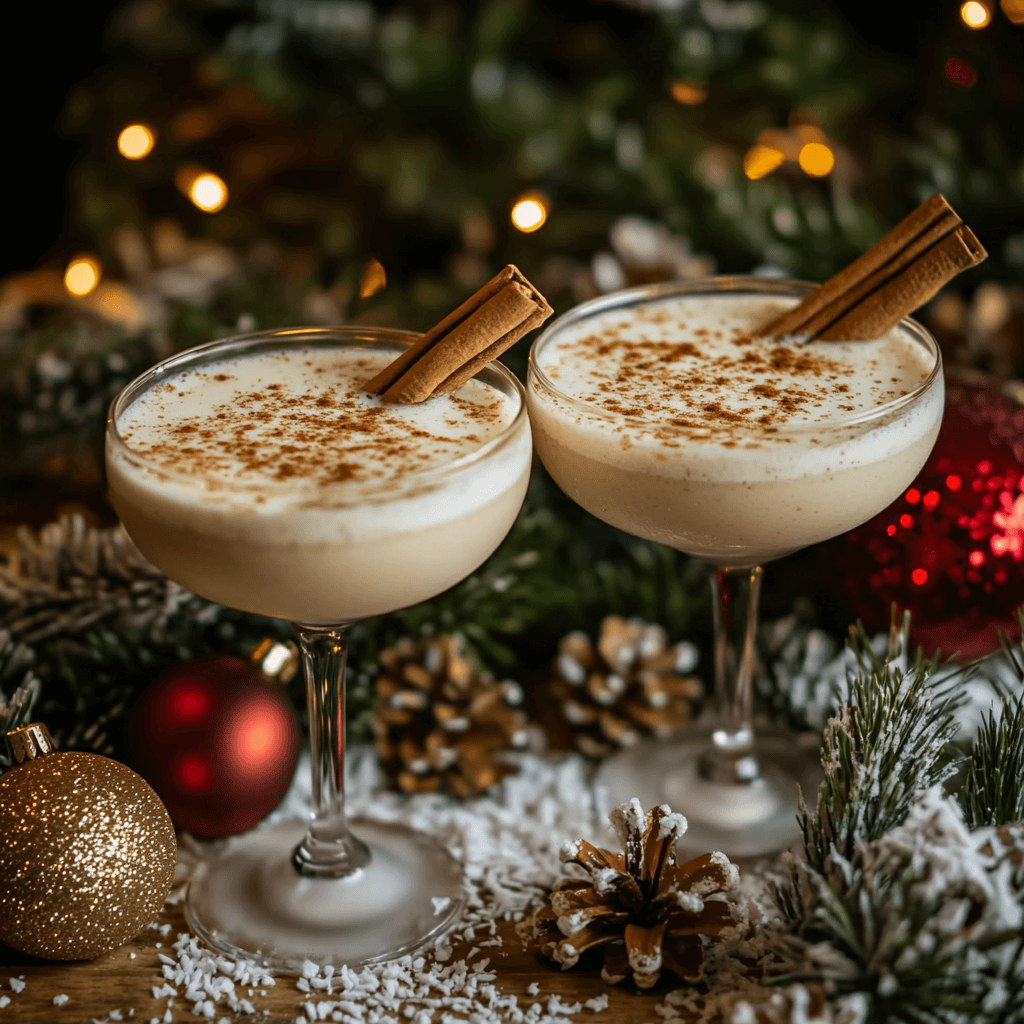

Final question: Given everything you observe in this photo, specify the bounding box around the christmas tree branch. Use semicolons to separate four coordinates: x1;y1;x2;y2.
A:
957;608;1024;829
777;848;990;1024
958;693;1024;829
799;610;965;874
777;784;1024;1024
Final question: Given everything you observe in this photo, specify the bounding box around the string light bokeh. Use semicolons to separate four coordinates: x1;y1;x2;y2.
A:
188;174;229;214
830;380;1024;656
359;258;387;298
670;81;708;105
510;195;548;233
945;57;979;87
1002;0;1024;24
741;121;836;182
961;1;992;27
117;125;155;161
743;145;785;181
797;143;835;177
64;256;101;297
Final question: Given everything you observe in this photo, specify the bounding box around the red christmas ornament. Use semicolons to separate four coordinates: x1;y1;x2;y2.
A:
826;373;1024;659
129;643;301;839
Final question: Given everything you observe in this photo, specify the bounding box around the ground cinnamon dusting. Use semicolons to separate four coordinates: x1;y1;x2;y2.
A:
120;350;511;489
540;298;927;448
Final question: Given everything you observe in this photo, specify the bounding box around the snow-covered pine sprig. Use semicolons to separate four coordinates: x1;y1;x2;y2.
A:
799;611;965;875
958;693;1024;830
958;613;1024;829
775;789;1022;1024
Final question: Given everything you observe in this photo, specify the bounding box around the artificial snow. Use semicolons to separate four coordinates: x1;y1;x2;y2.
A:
126;719;1021;1024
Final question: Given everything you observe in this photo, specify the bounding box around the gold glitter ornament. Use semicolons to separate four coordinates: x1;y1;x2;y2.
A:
0;722;176;960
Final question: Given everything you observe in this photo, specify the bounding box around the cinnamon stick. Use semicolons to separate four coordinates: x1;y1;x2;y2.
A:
756;194;987;342
364;265;553;403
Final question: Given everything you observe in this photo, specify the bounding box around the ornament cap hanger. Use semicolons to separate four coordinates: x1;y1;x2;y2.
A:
5;722;56;765
251;638;299;683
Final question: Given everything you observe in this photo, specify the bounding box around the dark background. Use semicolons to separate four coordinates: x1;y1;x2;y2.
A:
2;0;949;280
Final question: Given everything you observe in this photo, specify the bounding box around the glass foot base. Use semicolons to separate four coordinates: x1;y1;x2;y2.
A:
595;730;822;858
185;817;465;972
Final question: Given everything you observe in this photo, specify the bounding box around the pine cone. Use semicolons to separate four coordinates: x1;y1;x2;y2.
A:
551;616;702;757
372;634;529;798
523;800;740;989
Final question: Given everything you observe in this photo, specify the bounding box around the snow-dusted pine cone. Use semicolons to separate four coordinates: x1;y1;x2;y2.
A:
522;799;742;989
372;634;529;798
550;616;702;757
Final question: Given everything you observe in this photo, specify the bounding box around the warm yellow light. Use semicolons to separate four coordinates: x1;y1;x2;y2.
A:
359;258;387;298
510;196;548;233
671;81;708;105
961;1;991;27
742;145;785;180
189;173;229;213
1002;0;1024;25
798;142;835;177
117;124;155;160
64;255;101;297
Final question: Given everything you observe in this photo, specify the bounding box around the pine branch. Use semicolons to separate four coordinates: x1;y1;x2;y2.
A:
799;611;965;874
957;608;1024;829
757;600;843;732
0;516;294;756
995;933;1024;1024
777;788;1023;1024
958;694;1024;829
778;848;990;1024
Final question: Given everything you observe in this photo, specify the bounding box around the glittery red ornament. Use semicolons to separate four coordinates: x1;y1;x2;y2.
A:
827;374;1024;659
129;649;301;839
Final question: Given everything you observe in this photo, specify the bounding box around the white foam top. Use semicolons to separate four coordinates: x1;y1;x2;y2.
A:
108;346;530;539
529;292;942;481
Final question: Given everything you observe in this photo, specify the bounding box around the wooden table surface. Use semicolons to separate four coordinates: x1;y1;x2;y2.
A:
0;903;675;1024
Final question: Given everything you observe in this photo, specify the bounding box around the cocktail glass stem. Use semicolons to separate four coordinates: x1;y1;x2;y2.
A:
290;622;371;878
698;565;764;786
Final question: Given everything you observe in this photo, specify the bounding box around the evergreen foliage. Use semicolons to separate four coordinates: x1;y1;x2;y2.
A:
799;613;964;874
781;848;990;1024
958;694;1024;830
775;614;1024;1024
958;614;1024;829
56;0;1020;333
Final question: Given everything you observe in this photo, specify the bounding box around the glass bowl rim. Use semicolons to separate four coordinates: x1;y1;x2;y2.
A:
527;275;943;435
106;325;529;499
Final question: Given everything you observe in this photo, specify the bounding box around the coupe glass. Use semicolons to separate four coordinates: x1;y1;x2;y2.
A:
526;277;944;856
105;327;533;969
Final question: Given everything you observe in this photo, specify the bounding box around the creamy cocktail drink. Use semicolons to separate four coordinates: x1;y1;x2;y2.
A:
106;327;532;969
107;341;531;624
528;291;942;566
527;278;944;856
